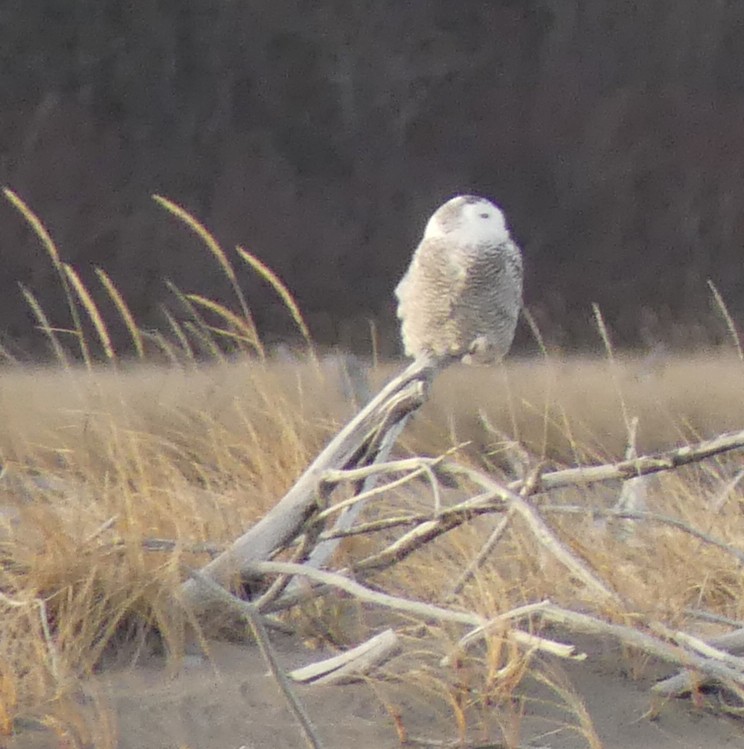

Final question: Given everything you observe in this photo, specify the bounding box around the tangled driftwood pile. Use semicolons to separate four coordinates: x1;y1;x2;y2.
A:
177;359;744;748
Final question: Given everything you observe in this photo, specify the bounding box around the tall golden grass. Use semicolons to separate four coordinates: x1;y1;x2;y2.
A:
1;189;743;746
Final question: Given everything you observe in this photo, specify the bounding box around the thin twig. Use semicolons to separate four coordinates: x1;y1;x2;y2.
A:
446;509;515;602
446;462;543;601
318;513;425;539
451;466;621;604
316;492;508;541
541;506;744;566
350;508;494;577
314;459;437;522
440;600;579;666
684;609;744;629
186;568;325;749
320;455;447;488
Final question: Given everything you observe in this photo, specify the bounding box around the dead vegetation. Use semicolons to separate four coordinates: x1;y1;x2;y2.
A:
2;192;744;748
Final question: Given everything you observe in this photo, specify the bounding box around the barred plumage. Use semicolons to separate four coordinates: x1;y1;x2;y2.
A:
395;195;523;366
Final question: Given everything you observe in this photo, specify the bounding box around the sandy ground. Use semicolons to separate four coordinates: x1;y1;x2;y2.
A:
8;631;744;749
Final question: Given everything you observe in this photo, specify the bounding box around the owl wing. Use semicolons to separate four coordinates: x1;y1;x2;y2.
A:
395;238;469;359
455;239;523;362
395;237;467;318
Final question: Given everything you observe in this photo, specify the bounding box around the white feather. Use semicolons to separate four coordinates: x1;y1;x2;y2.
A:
423;196;510;247
395;194;523;366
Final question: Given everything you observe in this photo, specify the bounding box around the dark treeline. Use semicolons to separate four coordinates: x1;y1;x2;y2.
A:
1;1;744;358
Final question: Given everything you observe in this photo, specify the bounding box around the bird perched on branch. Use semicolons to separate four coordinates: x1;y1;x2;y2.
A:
395;195;523;367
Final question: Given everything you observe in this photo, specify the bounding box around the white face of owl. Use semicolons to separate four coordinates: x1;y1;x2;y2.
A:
423;195;509;246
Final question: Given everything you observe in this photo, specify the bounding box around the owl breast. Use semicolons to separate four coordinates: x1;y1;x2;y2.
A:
395;237;523;365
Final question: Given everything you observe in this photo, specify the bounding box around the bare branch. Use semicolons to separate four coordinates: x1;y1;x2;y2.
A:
446;461;544;600
538;604;744;692
451;466;622;604
180;359;434;612
244;560;483;627
542;506;744;566
445;509;515;602
439;600;583;666
314;455;444;523
186;568;325;749
652;625;744;696
289;629;401;685
320;455;446;488
528;428;744;493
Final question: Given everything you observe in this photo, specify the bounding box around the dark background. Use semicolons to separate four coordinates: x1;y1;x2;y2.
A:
2;1;743;359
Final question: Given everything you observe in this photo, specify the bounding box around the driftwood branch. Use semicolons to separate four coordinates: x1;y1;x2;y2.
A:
169;344;744;718
289;629;401;685
180;359;435;612
249;562;580;661
524;428;744;494
244;560;484;626
537;604;744;694
448;466;622;604
439;600;583;666
182;383;744;617
186;568;325;749
542;506;744;566
652;626;744;696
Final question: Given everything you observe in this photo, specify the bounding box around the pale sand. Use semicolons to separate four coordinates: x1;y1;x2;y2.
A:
10;632;744;749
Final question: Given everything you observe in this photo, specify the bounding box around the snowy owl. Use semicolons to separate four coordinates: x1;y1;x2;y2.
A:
395;195;523;366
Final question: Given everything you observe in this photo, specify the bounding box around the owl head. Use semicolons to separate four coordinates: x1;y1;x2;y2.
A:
423;195;509;246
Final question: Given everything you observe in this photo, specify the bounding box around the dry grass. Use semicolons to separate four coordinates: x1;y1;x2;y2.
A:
2;191;744;747
408;353;744;463
2;353;743;742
